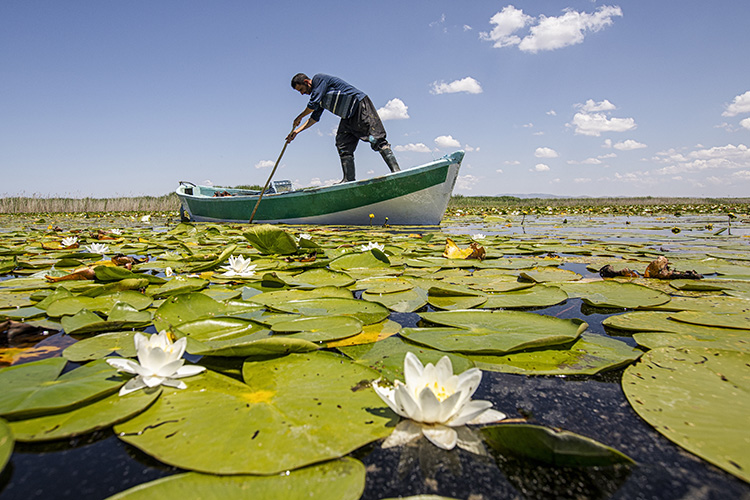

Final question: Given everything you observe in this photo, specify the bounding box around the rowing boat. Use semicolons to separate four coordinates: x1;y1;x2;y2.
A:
176;151;463;225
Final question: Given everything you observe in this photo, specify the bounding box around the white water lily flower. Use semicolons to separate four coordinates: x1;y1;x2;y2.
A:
165;267;174;277
61;236;78;247
299;233;312;240
107;331;205;396
85;242;109;255
141;214;151;223
471;233;486;240
220;255;257;278
361;241;385;252
372;352;506;451
110;228;122;235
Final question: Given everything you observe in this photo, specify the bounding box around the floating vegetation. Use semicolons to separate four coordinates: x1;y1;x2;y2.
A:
0;208;749;497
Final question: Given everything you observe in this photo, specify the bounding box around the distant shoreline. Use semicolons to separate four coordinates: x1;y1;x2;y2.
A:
0;193;748;214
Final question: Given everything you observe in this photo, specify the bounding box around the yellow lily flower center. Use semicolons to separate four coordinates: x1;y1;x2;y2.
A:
428;381;451;402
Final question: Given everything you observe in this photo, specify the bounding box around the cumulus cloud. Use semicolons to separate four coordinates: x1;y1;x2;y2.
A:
532;163;550;172
255;160;275;169
653;143;750;175
613;139;647;150
723;91;750;117
394;143;431;153
535;147;559;158
741;117;750;130
377;98;409;120
480;5;622;53
430;77;483;95
579;99;616;113
434;135;462;149
479;5;533;48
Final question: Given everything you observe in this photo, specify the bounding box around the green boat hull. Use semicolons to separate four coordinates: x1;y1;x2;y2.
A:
176;151;463;225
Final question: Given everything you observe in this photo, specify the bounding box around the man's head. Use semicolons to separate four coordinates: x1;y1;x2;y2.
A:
291;73;312;95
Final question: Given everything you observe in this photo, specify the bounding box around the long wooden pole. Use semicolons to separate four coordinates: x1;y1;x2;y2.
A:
249;139;289;224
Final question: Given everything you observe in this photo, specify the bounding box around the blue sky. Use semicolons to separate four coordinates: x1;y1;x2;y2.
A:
2;1;749;198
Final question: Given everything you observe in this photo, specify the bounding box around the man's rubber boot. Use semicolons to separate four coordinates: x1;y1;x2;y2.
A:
338;155;356;183
379;147;400;172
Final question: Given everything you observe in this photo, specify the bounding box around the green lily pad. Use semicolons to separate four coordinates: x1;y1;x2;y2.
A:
362;287;428;313
115;352;393;474
468;333;642;375
0;358;124;419
603;311;749;337
668;310;750;330
150;277;209;298
62;332;138;362
60;304;151;335
269;297;390;325
106;457;365;500
287;268;354;288
481;424;634;466
483;285;568;309
622;347;750;482
329;250;391;270
153;293;229;332
9;388;160;442
337;335;474;383
559;281;670;309
0;419;12;473
94;266;165;284
645;295;750;313
271;315;363;343
46;291;153;317
632;331;750;352
427;285;488;310
0;291;34;309
244;225;299;255
519;267;582;283
355;277;414;294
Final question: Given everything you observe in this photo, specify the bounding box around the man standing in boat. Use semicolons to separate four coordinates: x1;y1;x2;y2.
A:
286;73;400;182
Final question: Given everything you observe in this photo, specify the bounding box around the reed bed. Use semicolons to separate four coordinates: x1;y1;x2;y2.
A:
0;194;180;214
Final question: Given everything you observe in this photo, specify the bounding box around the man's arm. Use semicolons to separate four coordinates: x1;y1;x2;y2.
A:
286;111;318;143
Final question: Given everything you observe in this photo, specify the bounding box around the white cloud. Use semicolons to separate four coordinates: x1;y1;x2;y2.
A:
463;25;473;31
505;160;521;165
481;5;623;53
546;110;557;116
579;99;616;113
613;139;647;151
430;77;483;95
532;163;550;172
520;6;623;53
496;168;504;173
741;117;750;130
455;174;480;191
733;170;750;180
570;112;636;136
479;5;533;48
394;143;431;153
377;98;409;120
254;160;274;169
723;91;750;117
653;143;750;175
574;177;592;183
434;135;462;149
535;147;559;158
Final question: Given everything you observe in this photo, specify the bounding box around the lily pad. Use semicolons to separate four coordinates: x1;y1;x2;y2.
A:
0;358;124;419
329;251;391;270
115;352;393;474
632;331;750;352
559;281;670;309
106;457;365;500
668;311;750;330
46;291;152;317
287;268;354;288
271;315;363;343
269;297;390;325
483;286;568;309
468;333;642;375
519;267;582;283
427;285;488;310
153;293;229;332
326;319;402;348
622;347;750;482
60;304;151;335
63;331;138;361
362;287;428;313
0;418;12;473
337;335;474;383
9;388;160;442
482;424;634;466
244;225;299;255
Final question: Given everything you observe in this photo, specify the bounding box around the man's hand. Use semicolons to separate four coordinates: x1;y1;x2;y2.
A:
286;130;298;143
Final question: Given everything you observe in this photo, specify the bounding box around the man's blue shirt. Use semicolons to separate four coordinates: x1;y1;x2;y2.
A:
307;74;367;122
